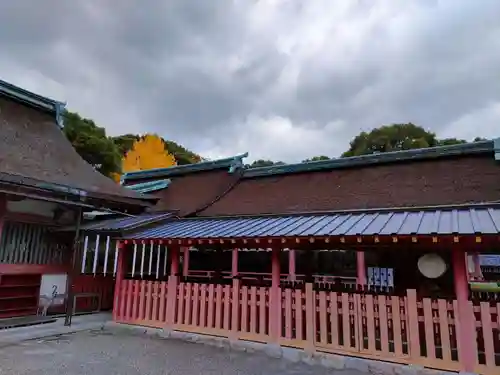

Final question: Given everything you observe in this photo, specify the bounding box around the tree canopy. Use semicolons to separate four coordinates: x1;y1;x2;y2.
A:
341;123;474;157
121;134;177;173
64;113;488;179
63;112;122;178
302;156;330;163
63;111;202;180
247;159;285;168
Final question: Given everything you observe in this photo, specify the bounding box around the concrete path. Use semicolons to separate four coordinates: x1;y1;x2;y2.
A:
0;313;109;348
0;329;368;375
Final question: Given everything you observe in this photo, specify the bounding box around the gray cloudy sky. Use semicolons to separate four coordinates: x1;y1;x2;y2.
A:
1;1;499;162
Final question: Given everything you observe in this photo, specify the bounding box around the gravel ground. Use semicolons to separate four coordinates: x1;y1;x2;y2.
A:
0;330;365;375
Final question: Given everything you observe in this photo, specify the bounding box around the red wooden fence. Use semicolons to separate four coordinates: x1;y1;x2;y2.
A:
72;274;115;312
113;280;499;375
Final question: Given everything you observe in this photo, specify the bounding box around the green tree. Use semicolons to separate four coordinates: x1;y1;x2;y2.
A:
437;138;467;146
112;134;140;156
247;159;285;168
342;123;439;157
163;140;202;165
63;112;121;178
302;155;330;163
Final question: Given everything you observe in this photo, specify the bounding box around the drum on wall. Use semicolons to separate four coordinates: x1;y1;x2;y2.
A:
417;253;447;279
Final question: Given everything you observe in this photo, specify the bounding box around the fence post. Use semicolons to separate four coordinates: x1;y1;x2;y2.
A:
112;241;126;321
230;278;240;340
269;247;281;342
165;246;180;327
406;289;421;360
304;282;315;352
452;250;477;372
356;251;367;285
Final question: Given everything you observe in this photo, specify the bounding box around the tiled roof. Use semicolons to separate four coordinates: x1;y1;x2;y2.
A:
197;155;500;217
0;90;156;209
125;205;500;240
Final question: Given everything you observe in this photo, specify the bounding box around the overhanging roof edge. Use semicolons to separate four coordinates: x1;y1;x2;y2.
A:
124;204;500;240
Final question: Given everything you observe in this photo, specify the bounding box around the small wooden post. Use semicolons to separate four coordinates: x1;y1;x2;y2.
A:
356;251;367;285
452;249;477;372
112;241;126;321
165;246;180;326
288;249;296;281
182;247;190;277
270;247;281;341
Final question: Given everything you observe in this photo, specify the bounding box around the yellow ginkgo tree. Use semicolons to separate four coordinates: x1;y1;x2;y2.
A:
111;134;177;182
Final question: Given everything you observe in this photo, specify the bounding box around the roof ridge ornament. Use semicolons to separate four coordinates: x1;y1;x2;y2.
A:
229;153;247;173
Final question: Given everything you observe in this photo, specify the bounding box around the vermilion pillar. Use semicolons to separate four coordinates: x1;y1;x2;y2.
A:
231;248;238;277
166;246;180;326
288;249;296;281
182;247;190;277
356;251;367;285
452;249;476;372
170;246;180;276
112;241;126;321
270;247;281;341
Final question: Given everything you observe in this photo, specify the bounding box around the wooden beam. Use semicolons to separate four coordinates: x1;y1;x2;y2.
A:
0;263;68;275
125;233;500;249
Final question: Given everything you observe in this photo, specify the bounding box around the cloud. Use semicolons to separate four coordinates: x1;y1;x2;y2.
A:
0;0;499;162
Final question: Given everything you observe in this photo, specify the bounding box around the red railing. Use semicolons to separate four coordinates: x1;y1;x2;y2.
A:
113;280;500;375
72;274;115;312
186;270;356;286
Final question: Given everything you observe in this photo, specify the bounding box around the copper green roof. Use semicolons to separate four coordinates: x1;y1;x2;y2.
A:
122;153;248;183
243;139;498;178
0;78;65;127
125;179;171;193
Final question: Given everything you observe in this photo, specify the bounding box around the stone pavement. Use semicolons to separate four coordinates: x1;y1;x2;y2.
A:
0;328;367;375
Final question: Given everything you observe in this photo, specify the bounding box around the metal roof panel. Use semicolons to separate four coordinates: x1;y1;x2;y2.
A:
125;206;500;240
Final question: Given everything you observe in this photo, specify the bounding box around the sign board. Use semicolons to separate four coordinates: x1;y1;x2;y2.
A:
479;255;500;267
39;273;68;306
367;267;394;287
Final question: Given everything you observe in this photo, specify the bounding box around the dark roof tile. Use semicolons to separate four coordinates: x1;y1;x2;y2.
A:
0;95;154;207
197;154;500;216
